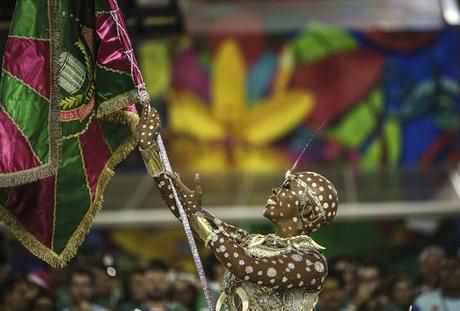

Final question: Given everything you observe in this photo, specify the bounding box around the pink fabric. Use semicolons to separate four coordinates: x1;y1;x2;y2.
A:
97;0;143;86
6;176;56;247
0;108;41;174
124;104;137;113
78;118;111;200
3;37;50;99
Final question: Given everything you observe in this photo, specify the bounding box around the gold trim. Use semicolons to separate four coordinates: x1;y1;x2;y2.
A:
97;63;131;77
0;0;62;188
96;89;138;118
0;111;139;268
8;35;50;41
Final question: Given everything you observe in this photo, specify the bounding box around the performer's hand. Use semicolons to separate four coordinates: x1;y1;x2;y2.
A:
137;105;160;150
163;172;203;215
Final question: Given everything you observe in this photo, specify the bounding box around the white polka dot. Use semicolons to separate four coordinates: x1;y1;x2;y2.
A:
219;246;226;252
299;281;304;286
258;271;263;276
267;268;277;277
245;266;253;274
323;203;329;209
282;277;288;282
257;281;263;285
239;260;245;265
314;262;325;272
311;279;316;285
288;263;295;269
291;254;302;262
312;183;317;187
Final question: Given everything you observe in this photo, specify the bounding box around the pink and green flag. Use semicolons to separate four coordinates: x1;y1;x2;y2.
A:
0;0;142;267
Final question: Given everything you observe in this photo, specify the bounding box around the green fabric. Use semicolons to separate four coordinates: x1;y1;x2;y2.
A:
53;138;92;253
9;0;49;38
0;189;11;206
96;66;135;103
99;119;132;153
0;72;50;163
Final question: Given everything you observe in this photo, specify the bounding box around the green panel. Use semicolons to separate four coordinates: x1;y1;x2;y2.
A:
0;72;50;163
360;138;380;169
140;41;171;98
98;119;131;153
96;66;135;103
292;25;357;64
9;0;49;39
327;88;383;148
53;138;91;253
95;0;110;12
385;118;401;167
0;188;12;206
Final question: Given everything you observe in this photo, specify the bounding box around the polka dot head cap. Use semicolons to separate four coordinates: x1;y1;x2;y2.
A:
284;170;338;232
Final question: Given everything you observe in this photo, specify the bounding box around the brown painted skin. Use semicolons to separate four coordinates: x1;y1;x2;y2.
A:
154;171;338;292
137;108;339;292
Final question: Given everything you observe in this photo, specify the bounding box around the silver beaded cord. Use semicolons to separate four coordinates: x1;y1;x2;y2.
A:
157;135;213;310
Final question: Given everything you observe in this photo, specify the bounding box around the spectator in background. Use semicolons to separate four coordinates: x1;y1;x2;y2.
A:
383;275;414;311
0;276;29;311
90;260;121;309
344;261;383;311
330;256;356;298
142;259;187;311
417;246;444;294
414;256;460;311
318;270;347;311
172;274;199;311
63;267;107;311
26;269;54;304
116;267;146;311
0;254;10;284
196;254;225;311
30;293;57;311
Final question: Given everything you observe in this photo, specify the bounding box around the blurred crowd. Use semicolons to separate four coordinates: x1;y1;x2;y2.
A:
0;246;459;311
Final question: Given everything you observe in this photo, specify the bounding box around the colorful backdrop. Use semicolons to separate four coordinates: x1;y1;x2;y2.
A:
137;26;460;172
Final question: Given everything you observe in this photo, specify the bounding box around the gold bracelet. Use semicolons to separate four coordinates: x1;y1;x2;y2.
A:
139;144;164;177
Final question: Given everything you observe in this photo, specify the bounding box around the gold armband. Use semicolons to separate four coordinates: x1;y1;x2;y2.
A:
191;214;219;247
139;144;164;177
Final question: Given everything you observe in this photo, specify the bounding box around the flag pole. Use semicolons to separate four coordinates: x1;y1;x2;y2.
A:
107;1;213;309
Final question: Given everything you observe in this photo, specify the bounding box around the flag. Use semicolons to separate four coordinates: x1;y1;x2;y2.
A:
0;0;142;267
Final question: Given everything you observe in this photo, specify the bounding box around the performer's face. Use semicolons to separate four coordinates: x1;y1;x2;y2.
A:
263;178;312;229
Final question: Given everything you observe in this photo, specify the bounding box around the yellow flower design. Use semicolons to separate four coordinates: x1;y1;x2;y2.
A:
167;39;314;172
